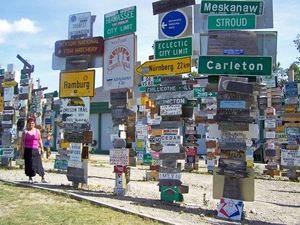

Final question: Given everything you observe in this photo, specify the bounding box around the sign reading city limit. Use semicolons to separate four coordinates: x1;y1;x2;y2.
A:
198;56;272;76
59;70;95;98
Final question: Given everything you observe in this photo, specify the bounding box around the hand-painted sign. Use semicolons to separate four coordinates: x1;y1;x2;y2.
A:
59;70;95;97
136;56;191;76
103;33;135;91
69;143;82;162
160;104;182;116
60;97;90;123
109;148;129;165
104;6;136;39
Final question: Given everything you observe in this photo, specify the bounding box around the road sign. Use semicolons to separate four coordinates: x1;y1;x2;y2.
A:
136;56;191;76
198;56;272;76
145;84;193;93
208;14;256;30
200;0;264;15
68;12;91;39
104;6;136;39
194;87;217;98
141;76;161;86
55;36;104;57
16;54;34;72
160;10;188;38
154;37;192;59
2;81;18;87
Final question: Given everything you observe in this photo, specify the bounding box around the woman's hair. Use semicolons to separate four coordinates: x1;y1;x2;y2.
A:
27;117;35;124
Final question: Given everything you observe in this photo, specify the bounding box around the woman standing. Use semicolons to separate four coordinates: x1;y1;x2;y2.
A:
20;118;49;183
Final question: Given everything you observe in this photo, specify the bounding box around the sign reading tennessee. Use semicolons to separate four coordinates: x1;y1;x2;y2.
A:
59;70;95;98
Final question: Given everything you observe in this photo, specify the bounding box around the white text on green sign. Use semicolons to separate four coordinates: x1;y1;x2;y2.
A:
194;87;217;98
104;6;136;39
154;37;192;59
145;84;193;93
198;56;272;76
208;14;256;30
136;57;191;76
200;0;264;15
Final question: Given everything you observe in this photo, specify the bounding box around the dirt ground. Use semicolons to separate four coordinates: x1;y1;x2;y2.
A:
1;154;300;225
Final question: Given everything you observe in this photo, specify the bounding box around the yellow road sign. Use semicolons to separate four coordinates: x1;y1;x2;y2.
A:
136;56;191;76
2;81;18;87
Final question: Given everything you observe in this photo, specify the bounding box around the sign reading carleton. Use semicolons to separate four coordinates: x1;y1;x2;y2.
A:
59;70;95;97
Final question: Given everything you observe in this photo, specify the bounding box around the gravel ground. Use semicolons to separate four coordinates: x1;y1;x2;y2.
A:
1;153;300;225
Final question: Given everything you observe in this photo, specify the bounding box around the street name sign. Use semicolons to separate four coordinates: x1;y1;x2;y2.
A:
208;14;256;30
200;0;264;15
198;56;272;76
136;56;191;76
104;6;136;39
145;84;193;93
154;36;192;59
160;10;188;38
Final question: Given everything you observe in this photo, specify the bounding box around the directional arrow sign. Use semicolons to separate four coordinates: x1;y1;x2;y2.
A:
160;10;188;38
136;56;191;76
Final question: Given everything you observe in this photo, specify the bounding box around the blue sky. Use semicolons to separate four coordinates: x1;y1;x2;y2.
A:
0;0;299;92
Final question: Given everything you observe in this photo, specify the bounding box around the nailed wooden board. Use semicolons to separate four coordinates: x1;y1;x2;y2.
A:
67;167;87;183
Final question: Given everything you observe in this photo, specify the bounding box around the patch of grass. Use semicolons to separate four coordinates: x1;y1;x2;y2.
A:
0;182;164;225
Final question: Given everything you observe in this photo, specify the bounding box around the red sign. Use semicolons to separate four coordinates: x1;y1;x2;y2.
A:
186;147;197;156
113;165;126;173
55;36;104;57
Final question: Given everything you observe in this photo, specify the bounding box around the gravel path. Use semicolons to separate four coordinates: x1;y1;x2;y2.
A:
1;154;300;225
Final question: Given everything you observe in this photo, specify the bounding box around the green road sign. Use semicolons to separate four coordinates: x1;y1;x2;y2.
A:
104;6;137;39
198;56;272;76
194;87;217;98
145;84;193;93
143;153;153;165
208;14;256;30
44;91;58;98
201;0;264;15
154;36;192;60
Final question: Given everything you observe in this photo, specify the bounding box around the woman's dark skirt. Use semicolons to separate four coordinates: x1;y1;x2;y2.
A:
24;148;45;177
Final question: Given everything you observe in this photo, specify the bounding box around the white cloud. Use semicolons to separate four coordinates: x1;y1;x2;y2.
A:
13;18;41;33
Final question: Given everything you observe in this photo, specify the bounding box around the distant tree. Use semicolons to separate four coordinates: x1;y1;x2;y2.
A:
288;62;300;81
274;62;288;85
293;34;300;64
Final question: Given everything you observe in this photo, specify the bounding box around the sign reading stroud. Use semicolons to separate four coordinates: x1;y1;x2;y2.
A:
198;56;272;76
59;70;95;97
104;6;137;39
69;12;91;39
60;97;90;123
103;33;135;91
200;0;264;15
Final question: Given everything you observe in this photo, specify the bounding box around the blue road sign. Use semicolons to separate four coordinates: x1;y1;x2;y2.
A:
160;10;188;38
16;54;34;72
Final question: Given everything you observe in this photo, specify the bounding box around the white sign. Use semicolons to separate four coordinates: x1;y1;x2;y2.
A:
69;143;82;162
281;149;300;167
265;120;276;128
103;33;135;91
4;87;14;101
68;161;83;168
160;104;182;115
68;12;91;39
109;148;129;165
221;132;244;142
162;145;180;153
0;146;14;158
160;135;183;145
159;173;181;180
60;97;90;123
265;131;276;139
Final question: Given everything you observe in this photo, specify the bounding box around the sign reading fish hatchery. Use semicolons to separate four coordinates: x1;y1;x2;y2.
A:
59;70;95;97
103;33;135;91
198;56;272;76
136;56;191;76
55;36;104;57
104;6;137;39
60;97;90;123
200;0;264;15
68;12;91;39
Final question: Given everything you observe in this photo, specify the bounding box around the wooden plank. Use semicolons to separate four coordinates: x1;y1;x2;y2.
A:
66;167;87;183
64;123;90;132
152;0;195;15
219;142;247;150
111;108;134;119
178;185;189;194
160;120;184;128
222;80;253;94
158;179;182;187
159;167;181;173
214;115;253;123
159;153;185;160
113;138;126;148
217;92;250;101
219;123;249;131
64;132;83;143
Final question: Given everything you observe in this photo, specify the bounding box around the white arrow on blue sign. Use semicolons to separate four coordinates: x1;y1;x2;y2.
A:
160;10;188;38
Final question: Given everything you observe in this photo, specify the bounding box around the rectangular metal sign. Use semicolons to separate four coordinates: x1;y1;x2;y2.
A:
145;84;193;93
60;97;90;123
200;0;264;15
208;14;256;30
136;56;191;76
154;37;192;60
68;12;91;39
198;56;272;75
59;70;95;97
104;6;137;39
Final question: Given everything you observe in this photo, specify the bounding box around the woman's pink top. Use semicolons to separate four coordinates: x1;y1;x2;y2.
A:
24;129;39;149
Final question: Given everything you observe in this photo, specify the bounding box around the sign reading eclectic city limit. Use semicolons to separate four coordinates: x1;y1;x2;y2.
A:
136;56;191;76
104;6;136;39
208;14;256;30
200;0;264;15
198;56;272;76
154;36;192;59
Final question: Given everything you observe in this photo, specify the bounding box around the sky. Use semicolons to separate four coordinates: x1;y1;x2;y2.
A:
0;0;299;92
